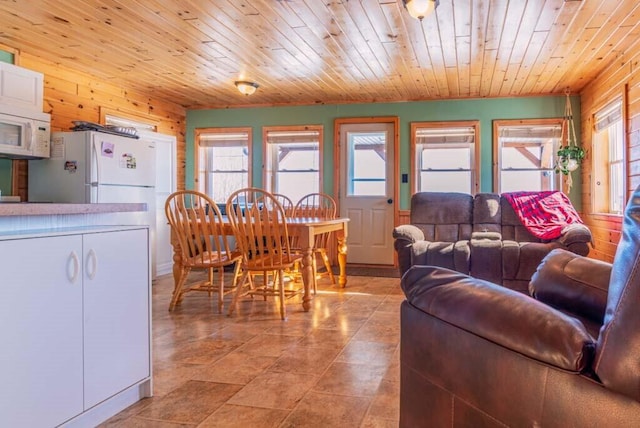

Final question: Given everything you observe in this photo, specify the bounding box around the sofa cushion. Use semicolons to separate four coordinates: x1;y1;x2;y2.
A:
411;240;470;274
502;241;562;291
501;198;541;242
410;192;473;241
470;236;502;284
473;193;502;233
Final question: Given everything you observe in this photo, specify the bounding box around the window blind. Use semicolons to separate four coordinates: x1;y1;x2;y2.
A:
198;132;249;147
499;125;562;140
415;126;475;145
266;130;320;144
594;99;622;132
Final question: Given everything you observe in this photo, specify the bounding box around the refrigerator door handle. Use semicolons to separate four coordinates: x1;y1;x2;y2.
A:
92;139;101;201
92;139;101;179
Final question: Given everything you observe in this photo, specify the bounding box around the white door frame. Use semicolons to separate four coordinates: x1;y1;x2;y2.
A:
138;130;177;278
334;117;399;265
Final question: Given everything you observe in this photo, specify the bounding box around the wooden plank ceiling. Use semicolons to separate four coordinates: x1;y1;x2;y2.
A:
1;0;639;109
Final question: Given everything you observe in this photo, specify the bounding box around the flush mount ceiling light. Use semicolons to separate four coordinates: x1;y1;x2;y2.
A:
234;80;259;96
403;0;440;20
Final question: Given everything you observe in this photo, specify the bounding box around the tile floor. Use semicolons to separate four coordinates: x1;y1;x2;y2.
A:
101;270;404;427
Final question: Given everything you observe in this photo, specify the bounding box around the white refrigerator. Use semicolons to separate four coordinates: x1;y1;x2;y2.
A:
28;130;157;270
29;130;155;205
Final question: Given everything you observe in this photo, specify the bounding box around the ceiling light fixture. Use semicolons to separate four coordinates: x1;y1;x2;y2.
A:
234;80;259;96
402;0;439;20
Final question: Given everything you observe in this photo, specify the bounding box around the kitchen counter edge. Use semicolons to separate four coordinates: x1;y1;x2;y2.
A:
0;225;149;240
0;203;147;217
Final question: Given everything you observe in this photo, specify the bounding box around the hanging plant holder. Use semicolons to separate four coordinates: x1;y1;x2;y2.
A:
555;145;585;175
555;89;584;192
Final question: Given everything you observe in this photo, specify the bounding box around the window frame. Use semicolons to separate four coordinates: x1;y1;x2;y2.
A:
262;125;324;201
99;106;160;133
493;118;564;193
591;95;626;216
410;120;480;195
194;127;253;203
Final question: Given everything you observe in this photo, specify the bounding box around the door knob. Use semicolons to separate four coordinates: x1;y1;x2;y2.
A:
387;198;393;204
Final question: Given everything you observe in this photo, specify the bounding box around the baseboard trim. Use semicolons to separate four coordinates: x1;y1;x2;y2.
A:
62;379;152;427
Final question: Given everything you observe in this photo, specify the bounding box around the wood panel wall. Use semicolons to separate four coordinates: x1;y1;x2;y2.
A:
398;210;410;227
580;37;640;262
11;53;186;200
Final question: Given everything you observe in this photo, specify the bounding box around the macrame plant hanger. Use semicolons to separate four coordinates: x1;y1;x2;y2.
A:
557;88;584;193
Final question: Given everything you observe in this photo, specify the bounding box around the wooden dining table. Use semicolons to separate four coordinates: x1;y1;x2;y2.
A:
170;216;349;312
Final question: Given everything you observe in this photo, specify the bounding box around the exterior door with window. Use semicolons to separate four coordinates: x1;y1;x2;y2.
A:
338;121;395;265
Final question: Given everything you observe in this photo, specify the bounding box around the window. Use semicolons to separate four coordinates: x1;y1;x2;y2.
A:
104;114;157;132
195;128;251;203
494;119;563;193
593;99;624;214
346;130;388;196
263;126;322;203
411;121;480;194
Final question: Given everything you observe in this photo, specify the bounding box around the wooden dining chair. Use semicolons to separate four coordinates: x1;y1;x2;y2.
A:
226;187;303;320
293;192;337;288
253;192;294;285
165;190;242;313
273;193;295;216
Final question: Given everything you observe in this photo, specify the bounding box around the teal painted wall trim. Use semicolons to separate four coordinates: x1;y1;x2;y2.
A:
186;95;582;210
0;50;15;196
0;50;13;64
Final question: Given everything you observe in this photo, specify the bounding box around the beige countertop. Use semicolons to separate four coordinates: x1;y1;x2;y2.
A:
0;203;147;217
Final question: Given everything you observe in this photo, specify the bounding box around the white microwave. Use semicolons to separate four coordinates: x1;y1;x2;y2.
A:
0;106;51;159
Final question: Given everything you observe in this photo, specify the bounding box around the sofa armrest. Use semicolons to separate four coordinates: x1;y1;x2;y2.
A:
392;224;425;243
471;231;502;241
393;224;427;277
529;249;610;324
556;223;593;247
401;266;595;372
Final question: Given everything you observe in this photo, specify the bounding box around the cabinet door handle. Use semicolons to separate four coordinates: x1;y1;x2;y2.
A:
68;251;80;283
86;249;98;280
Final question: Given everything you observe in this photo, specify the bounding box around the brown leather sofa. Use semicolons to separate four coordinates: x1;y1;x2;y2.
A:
399;187;640;427
393;192;592;292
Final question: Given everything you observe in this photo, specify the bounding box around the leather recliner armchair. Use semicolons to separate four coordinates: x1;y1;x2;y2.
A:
399;187;640;427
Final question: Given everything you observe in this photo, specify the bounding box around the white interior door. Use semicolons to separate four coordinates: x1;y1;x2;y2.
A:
139;130;176;278
339;122;395;265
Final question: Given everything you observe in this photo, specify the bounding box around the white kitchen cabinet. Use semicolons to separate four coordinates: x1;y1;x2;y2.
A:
83;228;150;409
0;227;151;428
0;62;44;111
0;234;84;427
